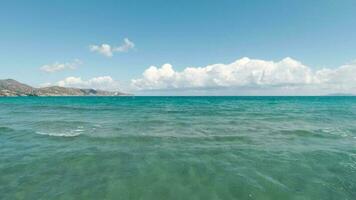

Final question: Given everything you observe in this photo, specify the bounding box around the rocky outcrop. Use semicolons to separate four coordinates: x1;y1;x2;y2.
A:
0;79;129;96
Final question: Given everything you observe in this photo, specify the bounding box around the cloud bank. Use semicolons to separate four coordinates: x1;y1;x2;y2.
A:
42;76;120;91
131;57;356;95
90;38;135;57
40;59;82;73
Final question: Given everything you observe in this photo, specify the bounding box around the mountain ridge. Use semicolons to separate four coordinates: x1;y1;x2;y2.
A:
0;79;130;96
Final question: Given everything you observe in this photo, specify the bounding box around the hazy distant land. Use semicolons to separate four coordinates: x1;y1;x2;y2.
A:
0;79;129;96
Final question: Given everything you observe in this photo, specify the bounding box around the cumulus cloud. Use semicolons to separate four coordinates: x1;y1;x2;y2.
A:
40;59;82;73
90;38;135;57
42;76;120;91
131;57;356;94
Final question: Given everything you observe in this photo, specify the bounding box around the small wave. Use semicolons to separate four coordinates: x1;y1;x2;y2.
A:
36;131;82;137
321;128;351;138
31;121;89;137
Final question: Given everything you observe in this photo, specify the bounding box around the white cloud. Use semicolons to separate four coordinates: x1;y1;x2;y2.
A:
131;57;356;94
40;59;82;73
90;38;135;57
115;38;135;52
90;44;113;57
42;76;120;91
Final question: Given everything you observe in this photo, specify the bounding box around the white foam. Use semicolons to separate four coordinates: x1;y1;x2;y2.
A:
36;131;81;137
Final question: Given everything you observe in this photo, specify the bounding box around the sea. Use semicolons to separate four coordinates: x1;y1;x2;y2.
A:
0;96;355;200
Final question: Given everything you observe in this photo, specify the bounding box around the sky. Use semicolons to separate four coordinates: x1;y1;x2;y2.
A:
1;0;356;95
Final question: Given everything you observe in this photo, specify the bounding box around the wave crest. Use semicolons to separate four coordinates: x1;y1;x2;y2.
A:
36;129;84;137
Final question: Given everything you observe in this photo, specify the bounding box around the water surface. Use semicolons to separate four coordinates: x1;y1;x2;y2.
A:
1;97;355;199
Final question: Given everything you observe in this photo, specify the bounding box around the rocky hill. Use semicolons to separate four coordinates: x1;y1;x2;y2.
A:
0;79;129;96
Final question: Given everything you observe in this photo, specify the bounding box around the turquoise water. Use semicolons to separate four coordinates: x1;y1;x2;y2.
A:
0;97;356;200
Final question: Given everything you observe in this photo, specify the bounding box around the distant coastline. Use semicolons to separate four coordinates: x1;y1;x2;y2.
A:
0;79;131;97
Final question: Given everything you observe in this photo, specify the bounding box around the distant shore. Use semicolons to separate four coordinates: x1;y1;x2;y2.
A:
0;79;130;97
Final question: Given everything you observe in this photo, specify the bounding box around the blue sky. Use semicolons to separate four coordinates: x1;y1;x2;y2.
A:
1;0;356;94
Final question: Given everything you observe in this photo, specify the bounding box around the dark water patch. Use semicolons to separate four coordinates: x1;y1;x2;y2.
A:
0;126;16;133
31;120;91;127
277;129;345;139
28;104;127;112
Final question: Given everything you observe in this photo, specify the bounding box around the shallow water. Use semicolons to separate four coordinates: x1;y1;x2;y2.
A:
1;96;355;199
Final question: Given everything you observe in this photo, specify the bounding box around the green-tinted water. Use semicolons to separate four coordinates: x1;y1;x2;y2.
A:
1;97;355;199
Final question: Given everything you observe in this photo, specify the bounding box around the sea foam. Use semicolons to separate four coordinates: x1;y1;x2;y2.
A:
36;130;83;137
